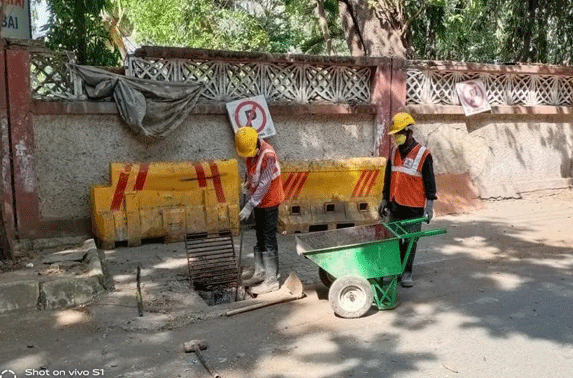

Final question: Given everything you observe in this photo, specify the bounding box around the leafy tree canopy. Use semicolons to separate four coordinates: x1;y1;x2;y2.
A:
36;0;573;66
42;0;121;66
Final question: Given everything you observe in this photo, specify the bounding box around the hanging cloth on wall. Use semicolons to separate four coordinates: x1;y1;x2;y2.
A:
71;65;205;139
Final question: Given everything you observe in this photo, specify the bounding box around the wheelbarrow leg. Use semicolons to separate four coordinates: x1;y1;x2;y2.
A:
370;276;399;310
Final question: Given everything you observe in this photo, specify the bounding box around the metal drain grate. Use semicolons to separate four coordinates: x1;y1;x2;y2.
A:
185;230;238;290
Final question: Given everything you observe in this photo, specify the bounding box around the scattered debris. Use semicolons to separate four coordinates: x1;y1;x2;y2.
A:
442;362;459;373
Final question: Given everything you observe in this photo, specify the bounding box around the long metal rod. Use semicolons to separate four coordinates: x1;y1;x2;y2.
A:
193;347;222;378
234;193;246;302
136;265;143;317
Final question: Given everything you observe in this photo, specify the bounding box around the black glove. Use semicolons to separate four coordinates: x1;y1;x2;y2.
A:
378;200;389;218
424;200;434;223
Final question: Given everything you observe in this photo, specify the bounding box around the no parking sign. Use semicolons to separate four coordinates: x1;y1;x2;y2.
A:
226;95;276;138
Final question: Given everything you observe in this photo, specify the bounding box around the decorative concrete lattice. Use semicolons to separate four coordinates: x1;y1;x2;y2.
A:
31;51;82;100
406;67;573;106
127;57;372;104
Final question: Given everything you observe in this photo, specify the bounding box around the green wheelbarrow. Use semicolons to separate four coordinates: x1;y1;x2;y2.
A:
295;217;447;318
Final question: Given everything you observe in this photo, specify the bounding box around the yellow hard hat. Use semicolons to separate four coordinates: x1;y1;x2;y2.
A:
235;127;258;157
388;112;415;135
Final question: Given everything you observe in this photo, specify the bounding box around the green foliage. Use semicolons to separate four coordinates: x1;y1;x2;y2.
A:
409;0;497;62
44;0;121;66
123;0;268;51
42;0;573;66
121;0;348;55
408;0;573;65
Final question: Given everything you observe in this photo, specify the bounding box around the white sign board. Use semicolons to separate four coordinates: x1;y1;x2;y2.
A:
226;95;276;139
1;0;31;40
456;79;491;116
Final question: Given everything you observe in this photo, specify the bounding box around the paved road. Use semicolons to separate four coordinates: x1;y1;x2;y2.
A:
1;190;573;378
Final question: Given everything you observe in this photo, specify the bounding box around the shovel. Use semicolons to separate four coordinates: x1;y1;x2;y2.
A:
225;272;305;316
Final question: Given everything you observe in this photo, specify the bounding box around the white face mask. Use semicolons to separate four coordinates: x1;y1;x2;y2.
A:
393;134;407;146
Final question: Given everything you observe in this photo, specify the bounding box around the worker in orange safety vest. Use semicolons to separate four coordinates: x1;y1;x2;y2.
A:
378;112;437;287
235;127;285;295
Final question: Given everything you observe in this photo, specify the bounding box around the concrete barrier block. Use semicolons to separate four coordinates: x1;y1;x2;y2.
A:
0;281;40;313
41;276;105;310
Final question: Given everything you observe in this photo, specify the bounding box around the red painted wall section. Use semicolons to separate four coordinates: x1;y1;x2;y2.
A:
372;60;392;159
0;43;16;257
371;58;408;159
391;58;407;117
6;47;39;238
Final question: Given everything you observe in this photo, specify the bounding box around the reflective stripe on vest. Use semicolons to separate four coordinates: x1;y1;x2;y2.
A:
252;142;281;184
390;145;427;176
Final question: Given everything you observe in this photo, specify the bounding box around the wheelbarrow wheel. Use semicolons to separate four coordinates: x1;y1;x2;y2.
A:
318;267;335;288
328;276;373;319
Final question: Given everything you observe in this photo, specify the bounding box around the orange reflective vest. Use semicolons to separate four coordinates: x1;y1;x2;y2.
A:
246;140;285;208
389;143;430;208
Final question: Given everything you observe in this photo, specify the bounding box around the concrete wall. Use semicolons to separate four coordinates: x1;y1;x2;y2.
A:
33;113;375;222
413;114;573;199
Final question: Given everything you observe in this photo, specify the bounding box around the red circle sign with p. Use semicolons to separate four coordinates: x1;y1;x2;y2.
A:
234;100;267;132
226;95;276;138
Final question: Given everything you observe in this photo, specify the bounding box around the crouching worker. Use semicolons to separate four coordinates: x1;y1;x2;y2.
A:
235;127;285;295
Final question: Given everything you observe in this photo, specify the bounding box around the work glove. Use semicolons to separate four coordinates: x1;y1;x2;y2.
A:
424;200;434;223
239;202;254;221
378;199;389;219
241;181;250;195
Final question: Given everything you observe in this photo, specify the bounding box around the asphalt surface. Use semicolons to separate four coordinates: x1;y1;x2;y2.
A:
1;190;573;378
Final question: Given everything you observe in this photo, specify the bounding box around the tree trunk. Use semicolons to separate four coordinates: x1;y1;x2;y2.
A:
75;0;87;64
338;0;364;56
520;0;538;62
338;0;412;58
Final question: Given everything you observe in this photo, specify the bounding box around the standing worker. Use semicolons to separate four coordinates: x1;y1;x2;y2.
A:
235;127;285;295
379;112;437;288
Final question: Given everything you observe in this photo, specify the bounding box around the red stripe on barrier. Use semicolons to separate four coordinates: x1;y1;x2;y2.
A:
134;164;149;191
282;173;294;191
352;171;367;198
290;173;305;200
285;173;302;200
292;172;308;200
363;170;379;197
358;171;374;198
209;162;226;203
194;163;207;187
110;165;132;211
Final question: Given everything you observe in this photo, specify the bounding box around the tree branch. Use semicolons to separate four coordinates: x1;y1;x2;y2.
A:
314;0;332;55
339;0;366;56
401;0;431;37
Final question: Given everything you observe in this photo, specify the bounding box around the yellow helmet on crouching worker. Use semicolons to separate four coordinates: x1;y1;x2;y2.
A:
235;127;259;157
388;112;415;135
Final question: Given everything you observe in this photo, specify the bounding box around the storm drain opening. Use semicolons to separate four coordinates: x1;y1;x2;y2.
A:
185;230;247;306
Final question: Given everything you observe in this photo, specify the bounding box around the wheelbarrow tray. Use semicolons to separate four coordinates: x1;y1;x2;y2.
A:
295;223;403;279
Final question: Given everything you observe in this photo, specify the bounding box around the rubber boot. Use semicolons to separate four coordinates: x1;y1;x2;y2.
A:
242;246;265;287
250;250;280;295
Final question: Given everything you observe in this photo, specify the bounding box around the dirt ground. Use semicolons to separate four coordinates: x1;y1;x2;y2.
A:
1;189;573;378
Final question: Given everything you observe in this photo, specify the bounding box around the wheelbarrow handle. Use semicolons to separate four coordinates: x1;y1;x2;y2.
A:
391;216;429;226
384;217;446;239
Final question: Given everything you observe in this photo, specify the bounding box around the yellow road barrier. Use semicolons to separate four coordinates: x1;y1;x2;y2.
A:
279;158;386;233
91;160;239;249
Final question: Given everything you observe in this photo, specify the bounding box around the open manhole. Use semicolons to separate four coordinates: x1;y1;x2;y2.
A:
185;230;250;306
